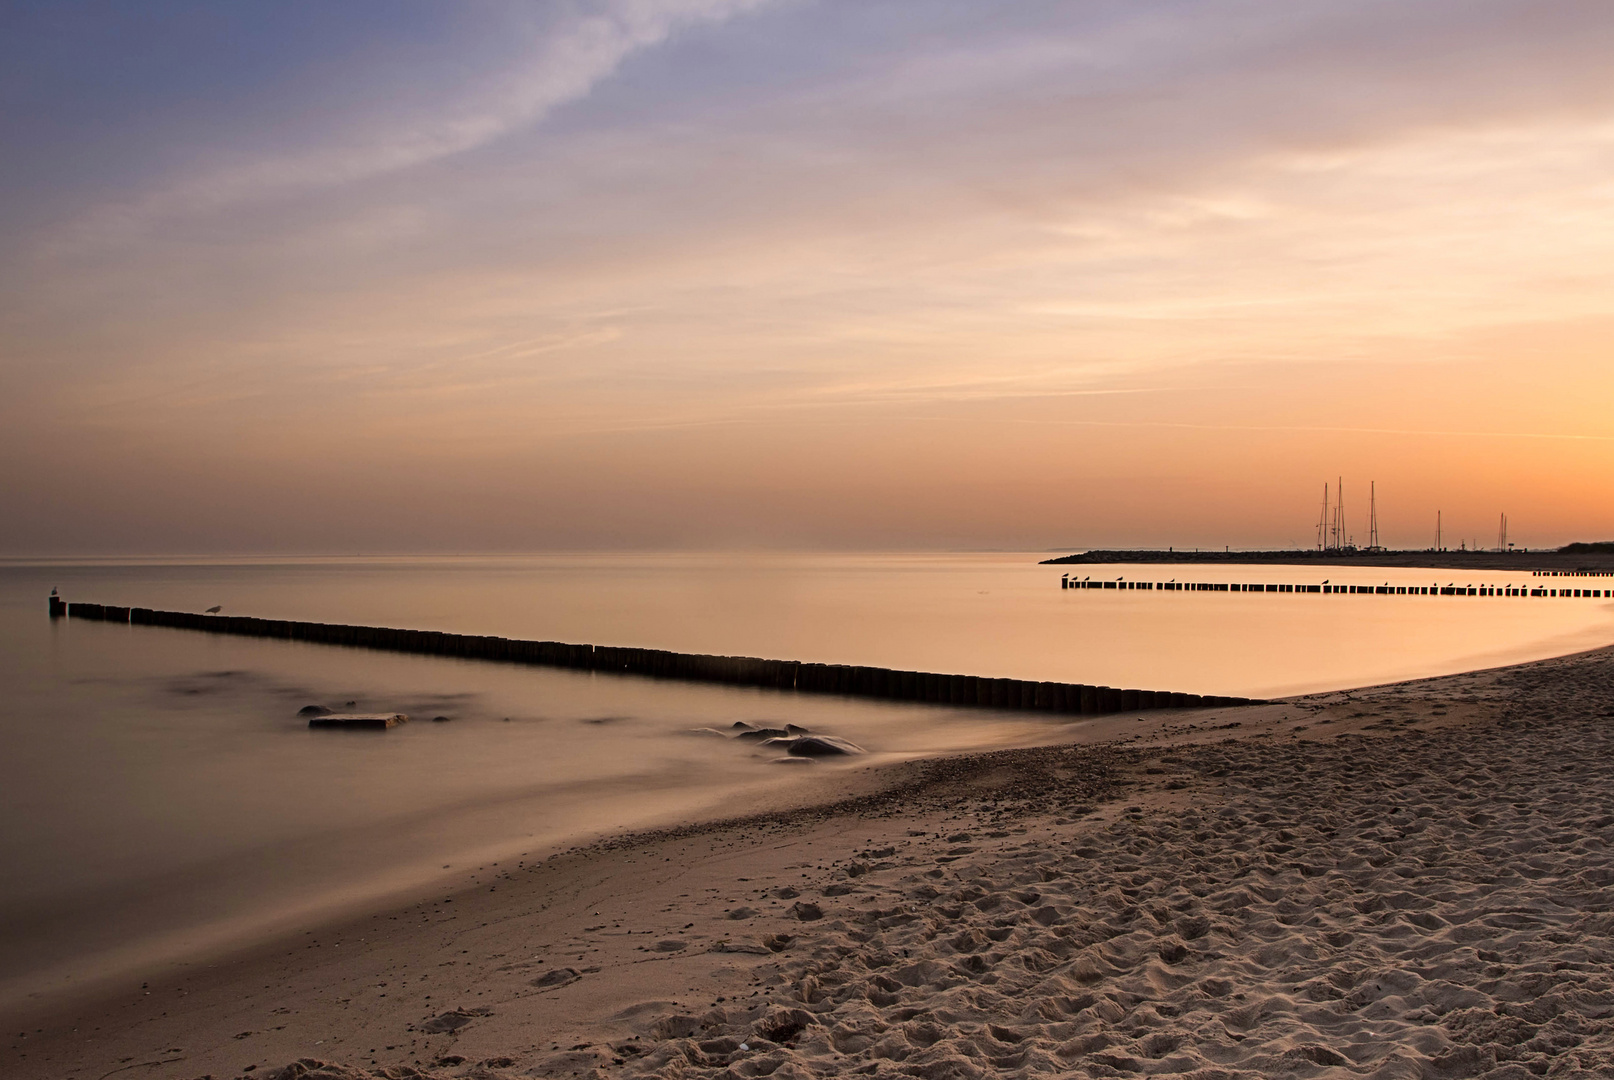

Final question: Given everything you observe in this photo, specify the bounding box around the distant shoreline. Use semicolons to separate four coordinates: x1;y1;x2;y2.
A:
1040;548;1614;572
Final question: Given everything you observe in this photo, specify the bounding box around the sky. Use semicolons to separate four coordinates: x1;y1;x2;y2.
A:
2;0;1612;554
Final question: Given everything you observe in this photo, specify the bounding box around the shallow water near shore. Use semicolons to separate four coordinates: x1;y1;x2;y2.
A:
2;552;1611;1015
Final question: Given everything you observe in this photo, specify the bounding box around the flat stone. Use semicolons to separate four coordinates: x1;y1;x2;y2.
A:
307;713;408;730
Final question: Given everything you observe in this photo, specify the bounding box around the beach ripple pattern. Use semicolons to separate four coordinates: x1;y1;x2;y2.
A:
626;687;1614;1076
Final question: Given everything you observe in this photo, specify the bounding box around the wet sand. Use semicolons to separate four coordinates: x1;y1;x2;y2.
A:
5;648;1614;1080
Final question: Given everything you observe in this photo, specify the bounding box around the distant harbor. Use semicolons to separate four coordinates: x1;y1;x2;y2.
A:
1043;542;1614;574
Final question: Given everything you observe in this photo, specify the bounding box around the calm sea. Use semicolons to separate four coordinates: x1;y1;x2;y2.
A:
2;552;1610;1013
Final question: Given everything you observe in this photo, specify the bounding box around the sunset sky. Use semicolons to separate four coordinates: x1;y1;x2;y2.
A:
3;1;1612;554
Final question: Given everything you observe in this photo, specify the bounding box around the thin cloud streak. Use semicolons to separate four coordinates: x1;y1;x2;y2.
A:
46;0;779;253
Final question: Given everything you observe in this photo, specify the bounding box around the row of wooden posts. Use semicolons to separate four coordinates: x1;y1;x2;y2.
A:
1062;575;1610;598
48;596;1257;716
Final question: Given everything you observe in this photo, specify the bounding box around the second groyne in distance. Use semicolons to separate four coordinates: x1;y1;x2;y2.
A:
50;597;1257;717
1060;574;1613;598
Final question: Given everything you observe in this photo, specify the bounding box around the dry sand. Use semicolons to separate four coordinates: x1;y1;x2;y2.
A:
6;648;1614;1080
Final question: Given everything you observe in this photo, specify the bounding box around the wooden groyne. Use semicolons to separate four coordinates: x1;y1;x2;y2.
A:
1060;574;1611;598
46;596;1257;716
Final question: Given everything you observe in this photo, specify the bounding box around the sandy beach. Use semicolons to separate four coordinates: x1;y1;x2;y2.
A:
6;647;1614;1080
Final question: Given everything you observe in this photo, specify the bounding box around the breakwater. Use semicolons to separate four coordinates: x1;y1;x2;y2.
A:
1061;574;1610;598
46;596;1256;716
1042;549;1614;573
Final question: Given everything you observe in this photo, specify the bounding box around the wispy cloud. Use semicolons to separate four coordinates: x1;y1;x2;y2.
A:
51;0;777;251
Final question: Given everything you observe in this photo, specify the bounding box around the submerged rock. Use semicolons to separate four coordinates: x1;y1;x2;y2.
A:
733;721;810;738
297;704;331;717
307;713;408;730
734;727;790;741
792;735;865;756
759;735;866;756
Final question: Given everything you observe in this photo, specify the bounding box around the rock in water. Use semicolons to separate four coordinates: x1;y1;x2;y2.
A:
734;721;811;738
734;727;790;741
759;734;866;756
307;713;408;730
297;704;331;717
795;735;864;756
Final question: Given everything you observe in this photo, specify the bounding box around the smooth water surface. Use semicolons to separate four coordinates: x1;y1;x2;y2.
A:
2;553;1611;1012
